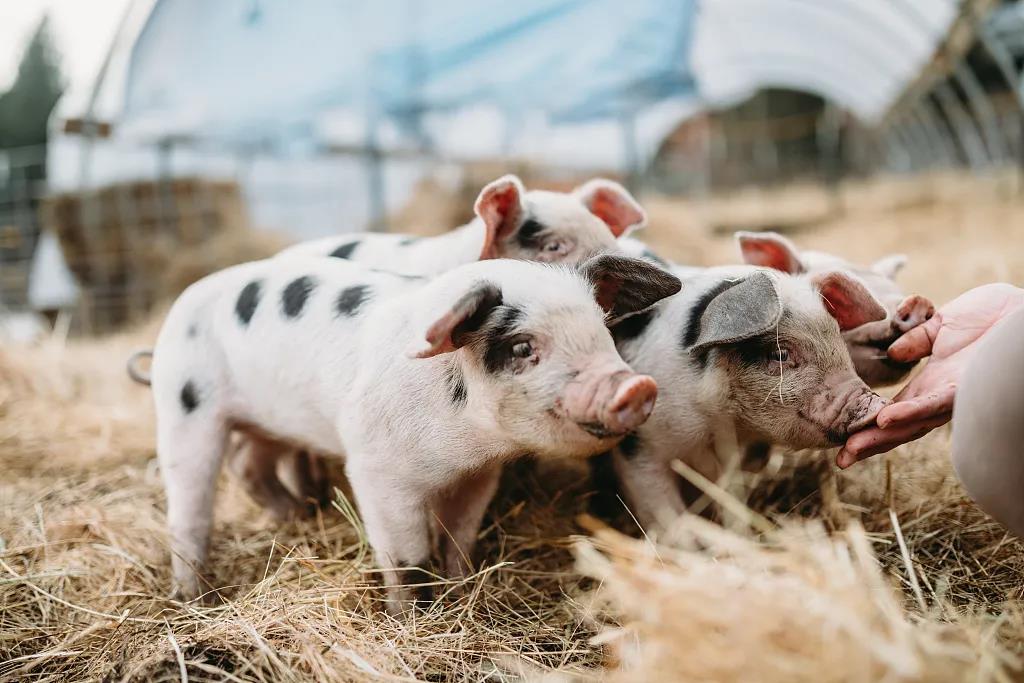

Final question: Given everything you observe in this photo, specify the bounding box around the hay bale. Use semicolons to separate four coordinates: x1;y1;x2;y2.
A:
39;178;251;332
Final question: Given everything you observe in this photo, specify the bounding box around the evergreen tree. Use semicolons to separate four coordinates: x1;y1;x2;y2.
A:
0;16;64;149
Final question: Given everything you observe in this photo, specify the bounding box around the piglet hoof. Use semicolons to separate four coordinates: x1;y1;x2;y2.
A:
606;375;658;434
440;552;476;598
384;566;436;616
275;450;332;518
893;295;935;334
293;450;332;510
170;578;221;606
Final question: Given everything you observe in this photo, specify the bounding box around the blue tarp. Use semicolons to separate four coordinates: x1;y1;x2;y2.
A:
122;0;696;145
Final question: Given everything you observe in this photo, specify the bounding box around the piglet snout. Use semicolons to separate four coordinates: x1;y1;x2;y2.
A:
561;362;659;438
846;390;889;433
812;375;890;443
605;374;658;434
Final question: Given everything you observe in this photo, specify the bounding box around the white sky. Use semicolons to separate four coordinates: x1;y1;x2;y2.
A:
0;0;132;94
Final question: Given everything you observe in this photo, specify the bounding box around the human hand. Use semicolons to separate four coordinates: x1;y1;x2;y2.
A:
837;283;1024;468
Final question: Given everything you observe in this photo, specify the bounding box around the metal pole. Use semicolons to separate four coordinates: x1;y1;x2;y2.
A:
889;120;924;172
934;81;989;169
906;104;948;167
978;26;1024;180
954;63;1008;163
917;99;960;166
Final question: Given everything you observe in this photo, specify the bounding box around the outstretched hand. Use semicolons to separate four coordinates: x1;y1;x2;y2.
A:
837;283;1024;468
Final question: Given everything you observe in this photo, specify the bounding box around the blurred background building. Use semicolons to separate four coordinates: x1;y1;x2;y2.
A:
1;0;1023;334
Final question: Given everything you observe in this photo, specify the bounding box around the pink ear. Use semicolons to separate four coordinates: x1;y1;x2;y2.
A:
813;271;887;331
408;282;503;358
573;179;646;237
474;175;525;260
735;231;803;274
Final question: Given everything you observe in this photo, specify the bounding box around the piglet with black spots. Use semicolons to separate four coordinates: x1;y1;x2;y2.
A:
736;231;935;387
149;254;679;611
607;265;889;530
231;173;648;510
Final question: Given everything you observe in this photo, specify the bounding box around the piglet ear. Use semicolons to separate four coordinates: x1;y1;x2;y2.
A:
573;179;646;237
735;231;804;274
812;271;887;331
690;272;782;353
579;254;681;325
407;281;503;358
871;253;907;280
475;175;526;260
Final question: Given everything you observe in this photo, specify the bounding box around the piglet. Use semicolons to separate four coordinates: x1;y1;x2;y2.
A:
280;174;647;272
608;265;889;530
235;173;648;512
150;253;679;611
736;231;934;386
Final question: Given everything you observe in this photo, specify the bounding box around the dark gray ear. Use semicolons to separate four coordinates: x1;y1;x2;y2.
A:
580;254;682;324
689;272;782;353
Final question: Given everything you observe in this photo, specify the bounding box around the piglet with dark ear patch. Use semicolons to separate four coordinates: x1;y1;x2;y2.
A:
149;253;677;612
605;264;889;530
224;175;654;525
735;231;935;387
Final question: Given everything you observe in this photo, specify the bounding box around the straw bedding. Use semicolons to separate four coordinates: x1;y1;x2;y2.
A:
2;172;1023;681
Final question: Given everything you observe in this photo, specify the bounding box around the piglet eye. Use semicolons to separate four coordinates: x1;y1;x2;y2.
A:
511;341;534;358
769;348;789;363
543;240;564;253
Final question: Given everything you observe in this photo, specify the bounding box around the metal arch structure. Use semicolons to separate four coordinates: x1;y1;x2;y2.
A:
978;3;1024;174
695;54;892;117
691;0;960;124
53;0;1020;187
689;0;1024;174
881;0;1012;170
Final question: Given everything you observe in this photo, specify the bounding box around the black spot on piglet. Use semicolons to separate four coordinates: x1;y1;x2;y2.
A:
445;362;468;408
180;380;200;414
336;285;371;317
515;218;546;249
236;280;263;326
330;241;360;259
281;276;316;318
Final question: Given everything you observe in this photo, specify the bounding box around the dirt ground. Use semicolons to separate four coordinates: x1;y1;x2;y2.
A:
2;170;1023;681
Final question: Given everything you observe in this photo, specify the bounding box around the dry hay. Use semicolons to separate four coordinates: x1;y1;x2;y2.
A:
2;172;1024;681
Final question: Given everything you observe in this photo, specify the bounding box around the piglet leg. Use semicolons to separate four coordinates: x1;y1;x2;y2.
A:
158;414;229;602
227;435;310;521
278;450;332;511
612;449;687;532
435;464;502;579
226;437;331;520
346;461;434;614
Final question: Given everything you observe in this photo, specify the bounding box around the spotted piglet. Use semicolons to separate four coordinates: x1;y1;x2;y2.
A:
736;231;935;387
280;174;647;272
233;173;649;516
151;254;680;610
607;265;889;530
